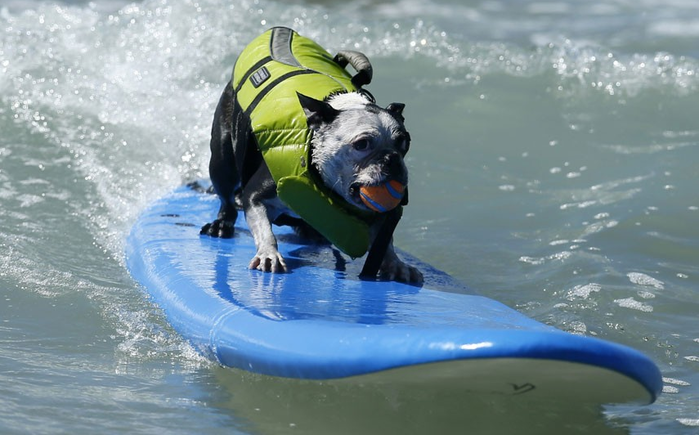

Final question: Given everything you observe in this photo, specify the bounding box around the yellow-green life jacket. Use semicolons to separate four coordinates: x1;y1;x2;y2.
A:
232;27;379;258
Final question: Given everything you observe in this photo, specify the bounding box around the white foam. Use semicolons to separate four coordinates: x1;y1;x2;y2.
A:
567;283;601;300
627;272;665;290
519;256;544;265
678;418;699;427
663;377;691;386
614;297;653;312
637;290;656;299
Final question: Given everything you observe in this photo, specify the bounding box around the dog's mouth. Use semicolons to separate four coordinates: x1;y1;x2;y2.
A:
348;183;366;208
348;180;406;213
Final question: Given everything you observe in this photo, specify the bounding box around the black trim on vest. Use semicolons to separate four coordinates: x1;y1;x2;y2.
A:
270;27;301;67
234;56;273;94
243;70;318;118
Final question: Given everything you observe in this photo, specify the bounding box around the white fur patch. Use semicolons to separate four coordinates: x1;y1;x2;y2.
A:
327;92;372;110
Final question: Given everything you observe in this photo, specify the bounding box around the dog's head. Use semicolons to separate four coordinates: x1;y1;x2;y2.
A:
299;91;411;211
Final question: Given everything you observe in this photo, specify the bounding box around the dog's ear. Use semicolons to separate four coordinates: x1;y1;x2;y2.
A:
386;102;406;122
297;93;339;129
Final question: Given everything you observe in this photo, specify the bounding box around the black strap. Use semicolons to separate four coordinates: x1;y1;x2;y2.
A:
359;206;403;279
234;56;272;94
243;70;318;118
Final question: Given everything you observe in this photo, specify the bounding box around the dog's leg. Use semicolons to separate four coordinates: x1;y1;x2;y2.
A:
379;241;424;284
243;166;288;273
202;84;238;238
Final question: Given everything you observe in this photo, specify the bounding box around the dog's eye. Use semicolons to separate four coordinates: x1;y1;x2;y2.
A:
353;139;370;151
397;138;410;154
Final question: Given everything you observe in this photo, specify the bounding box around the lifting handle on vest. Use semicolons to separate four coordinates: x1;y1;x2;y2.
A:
334;50;373;88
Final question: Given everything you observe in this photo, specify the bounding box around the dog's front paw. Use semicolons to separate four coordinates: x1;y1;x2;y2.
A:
200;219;234;238
249;247;288;273
380;259;423;284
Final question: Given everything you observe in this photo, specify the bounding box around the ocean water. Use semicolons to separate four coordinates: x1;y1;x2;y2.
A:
1;0;698;433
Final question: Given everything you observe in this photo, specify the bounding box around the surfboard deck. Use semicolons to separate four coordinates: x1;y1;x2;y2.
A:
125;182;662;404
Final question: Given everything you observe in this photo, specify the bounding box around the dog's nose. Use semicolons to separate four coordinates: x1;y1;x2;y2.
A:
382;152;407;183
384;152;402;171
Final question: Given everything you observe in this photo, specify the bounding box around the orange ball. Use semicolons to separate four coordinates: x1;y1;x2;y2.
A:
359;180;405;213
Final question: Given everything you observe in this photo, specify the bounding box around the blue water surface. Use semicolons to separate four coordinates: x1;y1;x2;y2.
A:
1;0;698;433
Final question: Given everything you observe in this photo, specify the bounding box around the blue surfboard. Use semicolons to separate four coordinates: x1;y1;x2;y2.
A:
125;182;662;405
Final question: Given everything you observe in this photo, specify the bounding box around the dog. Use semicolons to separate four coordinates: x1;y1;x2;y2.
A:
201;27;422;284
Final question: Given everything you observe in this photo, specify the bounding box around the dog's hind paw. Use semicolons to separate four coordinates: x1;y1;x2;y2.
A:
380;260;423;285
200;219;234;238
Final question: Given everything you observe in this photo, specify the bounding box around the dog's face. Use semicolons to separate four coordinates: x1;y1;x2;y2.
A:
299;92;411;211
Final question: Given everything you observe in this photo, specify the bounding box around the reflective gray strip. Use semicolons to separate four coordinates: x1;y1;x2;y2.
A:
270;27;301;67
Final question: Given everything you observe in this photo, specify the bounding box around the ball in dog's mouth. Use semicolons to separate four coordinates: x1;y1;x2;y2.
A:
354;180;405;213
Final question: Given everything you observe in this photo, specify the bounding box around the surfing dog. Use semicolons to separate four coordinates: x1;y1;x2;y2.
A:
201;28;422;284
